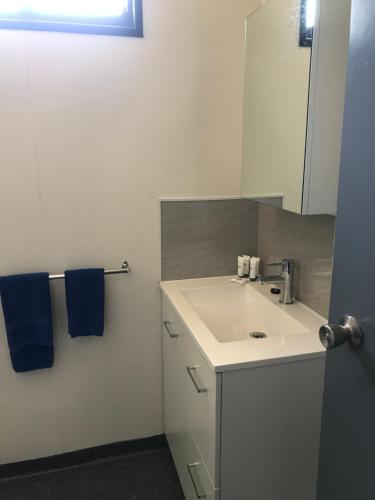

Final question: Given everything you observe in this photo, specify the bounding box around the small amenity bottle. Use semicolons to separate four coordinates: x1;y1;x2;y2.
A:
250;257;260;281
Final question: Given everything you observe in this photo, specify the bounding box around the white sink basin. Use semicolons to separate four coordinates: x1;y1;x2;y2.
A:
161;276;326;371
182;284;309;343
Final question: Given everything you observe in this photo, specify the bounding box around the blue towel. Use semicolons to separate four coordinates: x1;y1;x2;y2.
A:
65;268;105;338
0;273;54;373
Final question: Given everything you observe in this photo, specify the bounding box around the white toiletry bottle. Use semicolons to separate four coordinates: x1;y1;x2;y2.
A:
250;257;260;281
243;255;250;277
238;256;245;277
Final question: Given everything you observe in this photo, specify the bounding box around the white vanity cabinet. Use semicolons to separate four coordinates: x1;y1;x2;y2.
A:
162;293;325;500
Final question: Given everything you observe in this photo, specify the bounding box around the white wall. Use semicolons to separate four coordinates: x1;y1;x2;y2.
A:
0;0;259;464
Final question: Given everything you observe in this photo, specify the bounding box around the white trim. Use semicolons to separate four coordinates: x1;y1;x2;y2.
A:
158;196;243;202
242;194;284;200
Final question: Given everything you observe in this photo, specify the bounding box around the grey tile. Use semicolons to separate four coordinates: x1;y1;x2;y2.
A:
161;199;258;280
250;197;283;208
257;204;336;317
161;199;335;317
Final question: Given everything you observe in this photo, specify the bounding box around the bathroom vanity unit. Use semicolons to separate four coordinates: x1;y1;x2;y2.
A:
161;277;325;500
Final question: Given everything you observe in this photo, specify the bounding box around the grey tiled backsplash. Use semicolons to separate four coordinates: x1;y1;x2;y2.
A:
161;199;336;317
161;199;258;280
257;204;335;318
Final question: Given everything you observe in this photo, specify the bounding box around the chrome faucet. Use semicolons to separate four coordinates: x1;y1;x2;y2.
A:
258;259;295;304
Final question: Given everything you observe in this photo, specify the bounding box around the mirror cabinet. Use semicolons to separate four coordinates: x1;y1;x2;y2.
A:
242;0;351;214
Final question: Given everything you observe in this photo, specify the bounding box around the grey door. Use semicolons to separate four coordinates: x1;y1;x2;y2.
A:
317;1;375;499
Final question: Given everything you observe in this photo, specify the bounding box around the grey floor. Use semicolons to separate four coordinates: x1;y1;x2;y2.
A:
0;448;184;500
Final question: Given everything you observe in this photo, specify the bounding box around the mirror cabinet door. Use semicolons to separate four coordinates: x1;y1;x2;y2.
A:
241;0;351;215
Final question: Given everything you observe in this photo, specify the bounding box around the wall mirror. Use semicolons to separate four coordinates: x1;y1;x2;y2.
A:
241;0;351;215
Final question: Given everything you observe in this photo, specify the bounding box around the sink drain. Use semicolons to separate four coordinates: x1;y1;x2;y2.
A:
249;331;267;339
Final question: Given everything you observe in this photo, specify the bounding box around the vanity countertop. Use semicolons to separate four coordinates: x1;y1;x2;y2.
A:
160;276;326;372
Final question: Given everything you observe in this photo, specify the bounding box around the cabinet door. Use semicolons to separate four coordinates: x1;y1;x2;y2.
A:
183;430;216;500
241;0;351;215
182;325;219;485
162;296;218;500
220;359;324;500
162;297;186;469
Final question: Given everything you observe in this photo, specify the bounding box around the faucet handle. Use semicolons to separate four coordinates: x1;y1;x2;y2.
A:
268;259;294;274
267;261;285;278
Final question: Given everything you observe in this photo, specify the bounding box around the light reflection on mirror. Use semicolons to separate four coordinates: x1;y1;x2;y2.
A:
306;0;317;28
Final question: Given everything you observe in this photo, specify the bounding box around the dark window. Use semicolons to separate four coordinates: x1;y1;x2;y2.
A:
0;0;143;37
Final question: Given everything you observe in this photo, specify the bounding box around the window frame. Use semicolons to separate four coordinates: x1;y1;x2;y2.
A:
0;0;143;37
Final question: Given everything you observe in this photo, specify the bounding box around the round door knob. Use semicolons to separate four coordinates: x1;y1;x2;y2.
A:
319;315;363;350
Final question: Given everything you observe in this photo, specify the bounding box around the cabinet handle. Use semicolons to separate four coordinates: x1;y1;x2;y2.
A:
163;320;178;338
187;463;207;498
186;366;207;394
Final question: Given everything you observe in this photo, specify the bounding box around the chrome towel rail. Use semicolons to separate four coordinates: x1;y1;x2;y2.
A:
49;261;131;281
